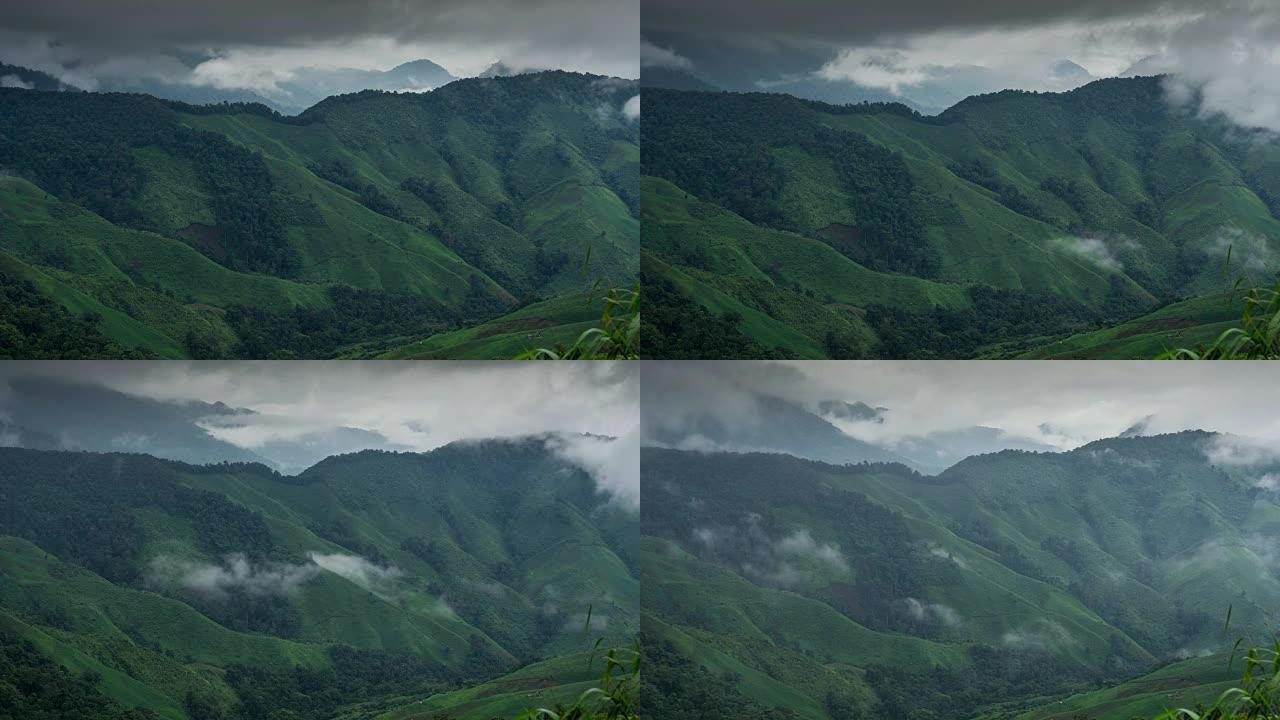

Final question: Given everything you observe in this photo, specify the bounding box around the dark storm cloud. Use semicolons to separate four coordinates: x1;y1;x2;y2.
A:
642;0;1193;41
0;0;637;91
9;1;635;52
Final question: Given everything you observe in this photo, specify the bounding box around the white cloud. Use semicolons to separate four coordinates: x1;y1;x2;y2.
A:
623;94;640;120
1202;226;1278;276
1052;235;1132;272
308;552;401;590
777;528;849;573
547;428;640;511
1205;434;1280;466
901;597;962;626
148;553;320;599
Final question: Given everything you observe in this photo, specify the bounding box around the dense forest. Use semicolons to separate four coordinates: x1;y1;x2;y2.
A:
641;78;1280;359
0;440;639;720
0;69;638;359
641;430;1280;720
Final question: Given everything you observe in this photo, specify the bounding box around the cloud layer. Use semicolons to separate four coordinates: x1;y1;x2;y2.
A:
643;361;1280;456
0;0;637;94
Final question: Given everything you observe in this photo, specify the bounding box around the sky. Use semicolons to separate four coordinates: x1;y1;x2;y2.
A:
0;0;638;93
642;361;1280;455
0;361;639;508
642;0;1280;128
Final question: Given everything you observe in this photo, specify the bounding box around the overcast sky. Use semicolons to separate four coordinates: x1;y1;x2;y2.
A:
643;0;1280;129
643;361;1280;454
0;361;639;507
0;0;637;92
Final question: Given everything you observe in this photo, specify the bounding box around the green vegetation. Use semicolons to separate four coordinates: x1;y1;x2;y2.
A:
642;433;1280;720
641;79;1280;358
0;441;638;719
0;71;637;359
1163;284;1280;359
517;286;640;360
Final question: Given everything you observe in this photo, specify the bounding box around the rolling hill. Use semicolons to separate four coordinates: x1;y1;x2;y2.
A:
0;439;638;720
641;431;1280;719
0;70;638;359
641;77;1280;358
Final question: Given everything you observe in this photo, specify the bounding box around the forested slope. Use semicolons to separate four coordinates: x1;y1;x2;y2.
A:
642;432;1280;718
0;439;638;719
642;78;1280;358
0;71;638;358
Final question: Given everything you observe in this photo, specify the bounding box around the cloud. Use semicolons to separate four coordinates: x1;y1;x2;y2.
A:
1051;235;1132;272
0;362;637;474
308;552;401;590
643;361;1280;457
1202;226;1278;275
148;553;320;599
776;528;849;573
1204;434;1280;466
547;429;640;510
623;94;640;120
1002;620;1077;649
1256;474;1280;492
640;40;692;70
0;75;33;89
927;544;967;568
901;597;962;626
0;1;638;90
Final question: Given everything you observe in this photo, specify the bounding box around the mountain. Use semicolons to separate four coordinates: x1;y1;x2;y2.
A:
639;66;720;92
0;61;78;92
642;431;1280;719
0;439;638;720
0;70;638;359
641;77;1280;359
0;375;415;472
642;380;1055;473
72;58;457;115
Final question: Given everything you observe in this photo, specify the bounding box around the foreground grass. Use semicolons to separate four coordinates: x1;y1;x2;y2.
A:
1163;284;1280;359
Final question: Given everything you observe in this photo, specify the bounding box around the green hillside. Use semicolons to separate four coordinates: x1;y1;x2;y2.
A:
0;440;637;719
642;79;1280;358
0;71;638;359
641;433;1280;719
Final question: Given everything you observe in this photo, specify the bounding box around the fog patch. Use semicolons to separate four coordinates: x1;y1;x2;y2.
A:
308;552;401;590
1003;620;1076;649
148;553;320;599
777;528;850;574
927;544;967;568
1204;434;1280;466
0;75;33;90
1051;235;1135;272
1202;227;1277;275
623;94;640;120
547;429;639;511
901;597;962;626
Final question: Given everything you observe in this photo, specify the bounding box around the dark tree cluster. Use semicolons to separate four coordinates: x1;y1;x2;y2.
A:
0;273;155;359
225;283;504;358
643;88;939;277
642;633;803;720
639;267;799;359
0;449;275;586
0;631;161;720
865;285;1104;358
0;90;298;276
223;646;447;720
